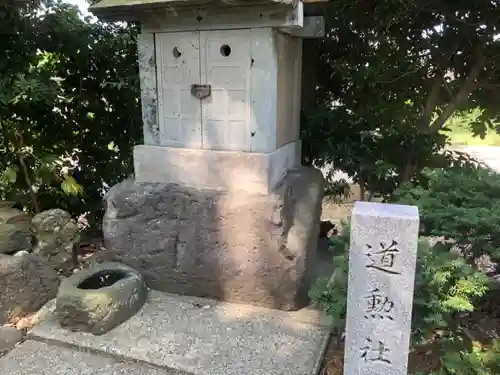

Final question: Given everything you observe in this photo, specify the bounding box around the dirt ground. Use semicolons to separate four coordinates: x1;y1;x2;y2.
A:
319;337;446;375
320;184;363;223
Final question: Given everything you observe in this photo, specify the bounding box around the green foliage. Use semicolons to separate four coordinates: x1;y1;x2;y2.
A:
0;0;141;222
302;0;500;196
310;221;489;344
393;166;500;264
412;241;489;342
441;108;500;146
323;173;352;204
301;104;445;198
425;340;500;375
312;165;500;373
309;222;350;322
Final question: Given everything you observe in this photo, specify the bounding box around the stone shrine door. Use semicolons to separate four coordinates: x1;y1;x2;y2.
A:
156;31;202;149
156;30;252;151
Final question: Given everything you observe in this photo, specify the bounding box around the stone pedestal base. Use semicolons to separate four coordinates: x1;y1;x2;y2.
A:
133;141;301;195
101;167;324;311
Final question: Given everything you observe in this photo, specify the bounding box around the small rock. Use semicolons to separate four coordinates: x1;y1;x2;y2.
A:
0;224;32;255
56;262;147;335
13;250;30;257
0;253;60;325
0;326;23;355
32;209;80;273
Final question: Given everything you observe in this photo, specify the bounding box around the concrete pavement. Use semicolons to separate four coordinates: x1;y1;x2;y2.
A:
449;145;500;173
1;291;332;375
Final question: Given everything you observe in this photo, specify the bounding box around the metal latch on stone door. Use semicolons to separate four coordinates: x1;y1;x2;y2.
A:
190;84;211;99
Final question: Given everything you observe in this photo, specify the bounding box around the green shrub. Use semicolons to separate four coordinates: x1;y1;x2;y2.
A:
392;166;500;265
1;2;141;223
309;221;489;344
422;340;500;375
309;222;350;325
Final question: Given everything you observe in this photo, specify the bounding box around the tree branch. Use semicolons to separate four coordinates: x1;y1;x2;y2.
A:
378;67;422;84
421;43;460;132
14;131;40;213
437;65;454;98
430;55;488;132
422;72;443;131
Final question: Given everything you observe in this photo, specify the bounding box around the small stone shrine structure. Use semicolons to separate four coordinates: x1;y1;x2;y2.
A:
90;0;326;310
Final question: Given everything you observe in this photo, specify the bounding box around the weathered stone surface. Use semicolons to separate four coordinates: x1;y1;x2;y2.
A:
30;290;332;375
0;200;16;208
0;209;33;254
1;341;177;375
0;206;31;227
133;141;300;195
0;203;33;255
344;202;419;375
0;253;60;325
32;209;80;272
13;250;29;257
0;224;32;254
102;167;324;311
56;262;148;335
0;326;23;355
138;33;160;145
15;299;56;330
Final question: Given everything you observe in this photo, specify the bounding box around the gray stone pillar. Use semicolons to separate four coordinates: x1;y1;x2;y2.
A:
344;202;419;375
137;33;160;145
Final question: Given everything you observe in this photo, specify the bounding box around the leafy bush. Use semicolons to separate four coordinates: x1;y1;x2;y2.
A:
310;218;496;374
424;340;500;375
300;104;444;199
310;221;489;343
1;1;141;225
392;166;500;265
309;222;350;324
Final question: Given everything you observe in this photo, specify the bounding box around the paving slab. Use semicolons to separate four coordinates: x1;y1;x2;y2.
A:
0;340;177;375
29;290;332;375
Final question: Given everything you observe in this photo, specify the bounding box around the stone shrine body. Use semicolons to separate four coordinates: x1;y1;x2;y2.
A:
91;0;326;311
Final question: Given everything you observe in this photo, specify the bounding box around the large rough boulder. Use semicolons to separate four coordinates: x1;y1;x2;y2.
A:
0;224;32;255
102;167;324;311
32;209;80;273
0;204;31;230
0;253;60;325
0;326;23;356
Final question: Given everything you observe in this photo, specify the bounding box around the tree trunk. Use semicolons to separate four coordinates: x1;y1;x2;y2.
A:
429;55;487;132
401;159;419;184
359;177;365;201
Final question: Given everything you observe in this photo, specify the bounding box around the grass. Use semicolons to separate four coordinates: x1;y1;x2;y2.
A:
442;109;500;146
445;128;500;146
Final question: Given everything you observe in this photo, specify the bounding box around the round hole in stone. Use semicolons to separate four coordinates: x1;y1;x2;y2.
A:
220;44;231;57
172;46;182;58
77;270;127;290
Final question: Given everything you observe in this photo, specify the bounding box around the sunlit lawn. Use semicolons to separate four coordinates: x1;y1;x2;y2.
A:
442;112;500;146
446;130;500;146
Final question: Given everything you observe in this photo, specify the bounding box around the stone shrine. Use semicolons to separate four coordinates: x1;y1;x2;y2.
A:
91;0;326;310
